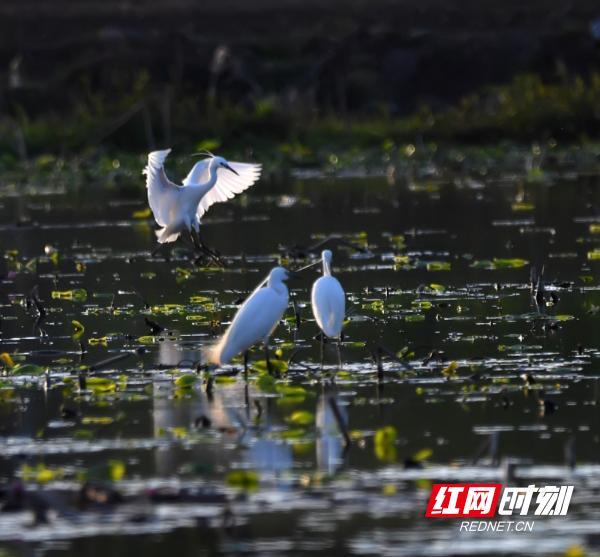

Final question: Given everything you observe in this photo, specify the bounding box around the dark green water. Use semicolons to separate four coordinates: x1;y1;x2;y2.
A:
0;158;599;556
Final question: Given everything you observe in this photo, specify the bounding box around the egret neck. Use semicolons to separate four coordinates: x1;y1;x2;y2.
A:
185;159;219;206
186;158;219;186
268;271;289;296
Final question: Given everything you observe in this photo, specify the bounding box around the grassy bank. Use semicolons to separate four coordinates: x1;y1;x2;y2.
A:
2;73;600;180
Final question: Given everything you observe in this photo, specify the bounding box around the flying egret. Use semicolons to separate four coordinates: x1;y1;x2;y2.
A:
143;148;261;261
311;249;345;365
205;267;296;372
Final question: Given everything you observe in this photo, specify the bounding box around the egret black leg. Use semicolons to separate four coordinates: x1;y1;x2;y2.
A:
243;351;249;375
264;345;273;376
189;230;201;253
151;243;164;257
195;229;225;267
320;332;324;370
189;229;224;267
244;383;250;420
181;230;201;257
336;337;343;369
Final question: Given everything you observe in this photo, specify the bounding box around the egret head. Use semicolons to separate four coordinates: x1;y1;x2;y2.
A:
212;156;239;176
322;249;333;264
269;266;300;284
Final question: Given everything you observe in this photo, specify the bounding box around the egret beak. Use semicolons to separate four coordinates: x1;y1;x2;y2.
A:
224;163;239;176
293;260;321;273
286;271;303;281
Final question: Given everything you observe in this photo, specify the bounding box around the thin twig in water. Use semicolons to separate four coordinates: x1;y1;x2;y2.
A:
370;344;414;371
287;348;318;372
87;353;132;372
328;396;351;448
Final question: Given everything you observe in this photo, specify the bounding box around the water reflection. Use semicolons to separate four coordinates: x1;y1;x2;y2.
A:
316;392;346;476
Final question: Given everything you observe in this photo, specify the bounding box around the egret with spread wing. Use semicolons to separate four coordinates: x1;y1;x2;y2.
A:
143;148;261;260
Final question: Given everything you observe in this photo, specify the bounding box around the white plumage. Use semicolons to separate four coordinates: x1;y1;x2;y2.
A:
311;250;345;338
205;267;292;366
143;148;261;244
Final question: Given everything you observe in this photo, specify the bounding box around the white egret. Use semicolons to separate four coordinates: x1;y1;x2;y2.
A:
311;249;345;365
205;267;296;372
143;148;261;260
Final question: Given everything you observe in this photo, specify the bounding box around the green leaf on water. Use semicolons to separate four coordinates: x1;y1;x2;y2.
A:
189;295;212;303
186;315;207;322
276;384;310;406
51;289;87;302
73;429;94;440
252;359;288;374
174;374;198;388
81;416;114;425
276;385;307;397
511;202;535;211
405;314;426;322
132;207;152;219
286;410;315;426
362;300;384;312
394;254;411;267
108;459;125;481
21;463;62;483
71;320;85;339
169;426;188;439
137;335;157;344
471;258;529;270
10;363;45;376
491;258;529;269
214;375;237;385
226;470;259;491
174;267;192;280
442;361;458;378
256;373;277;392
470;259;494;269
374;426;397;462
426;261;451;271
86;377;117;393
87;337;108;346
412;448;433;462
276;395;306;407
554;314;575;321
292;440;315;456
150;304;185;315
0;353;16;369
348;341;366;348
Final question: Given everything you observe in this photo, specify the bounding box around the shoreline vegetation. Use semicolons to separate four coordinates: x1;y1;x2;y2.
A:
2;73;600;182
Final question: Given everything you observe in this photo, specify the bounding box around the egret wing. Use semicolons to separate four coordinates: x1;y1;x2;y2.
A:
196;162;261;219
311;276;345;338
217;286;287;363
143;149;181;227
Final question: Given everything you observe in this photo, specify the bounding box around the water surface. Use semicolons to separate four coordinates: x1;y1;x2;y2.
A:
0;156;599;556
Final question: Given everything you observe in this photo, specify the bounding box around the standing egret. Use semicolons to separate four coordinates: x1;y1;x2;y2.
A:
205;267;296;372
311;250;345;365
143;148;261;260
